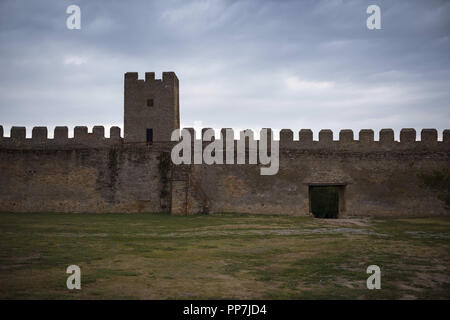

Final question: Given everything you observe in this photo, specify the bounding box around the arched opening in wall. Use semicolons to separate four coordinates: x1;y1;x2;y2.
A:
309;184;346;219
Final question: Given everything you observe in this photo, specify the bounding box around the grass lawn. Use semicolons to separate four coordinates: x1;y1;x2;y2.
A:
0;212;449;299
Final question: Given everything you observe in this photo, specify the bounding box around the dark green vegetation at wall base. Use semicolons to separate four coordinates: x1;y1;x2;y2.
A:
419;169;450;209
1;213;449;299
158;151;171;210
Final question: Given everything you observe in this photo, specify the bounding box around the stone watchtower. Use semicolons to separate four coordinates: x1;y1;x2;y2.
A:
124;72;180;143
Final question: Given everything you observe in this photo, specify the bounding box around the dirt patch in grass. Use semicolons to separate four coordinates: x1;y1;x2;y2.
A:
316;218;372;227
180;224;288;231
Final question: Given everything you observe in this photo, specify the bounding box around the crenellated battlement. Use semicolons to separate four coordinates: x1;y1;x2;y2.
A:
124;72;178;86
0;125;123;149
171;128;450;151
1;126;449;151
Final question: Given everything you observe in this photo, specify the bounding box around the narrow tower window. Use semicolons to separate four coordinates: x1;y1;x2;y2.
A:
147;99;154;107
146;129;153;143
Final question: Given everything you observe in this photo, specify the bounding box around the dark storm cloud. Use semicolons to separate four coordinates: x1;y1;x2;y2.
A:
0;0;449;139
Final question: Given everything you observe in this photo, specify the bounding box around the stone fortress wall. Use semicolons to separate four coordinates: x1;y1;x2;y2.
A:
0;72;449;217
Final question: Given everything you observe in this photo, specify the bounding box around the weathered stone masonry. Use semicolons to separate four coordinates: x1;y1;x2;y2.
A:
0;72;449;216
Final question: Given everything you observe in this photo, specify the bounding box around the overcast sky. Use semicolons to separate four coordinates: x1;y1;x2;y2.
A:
0;0;449;139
